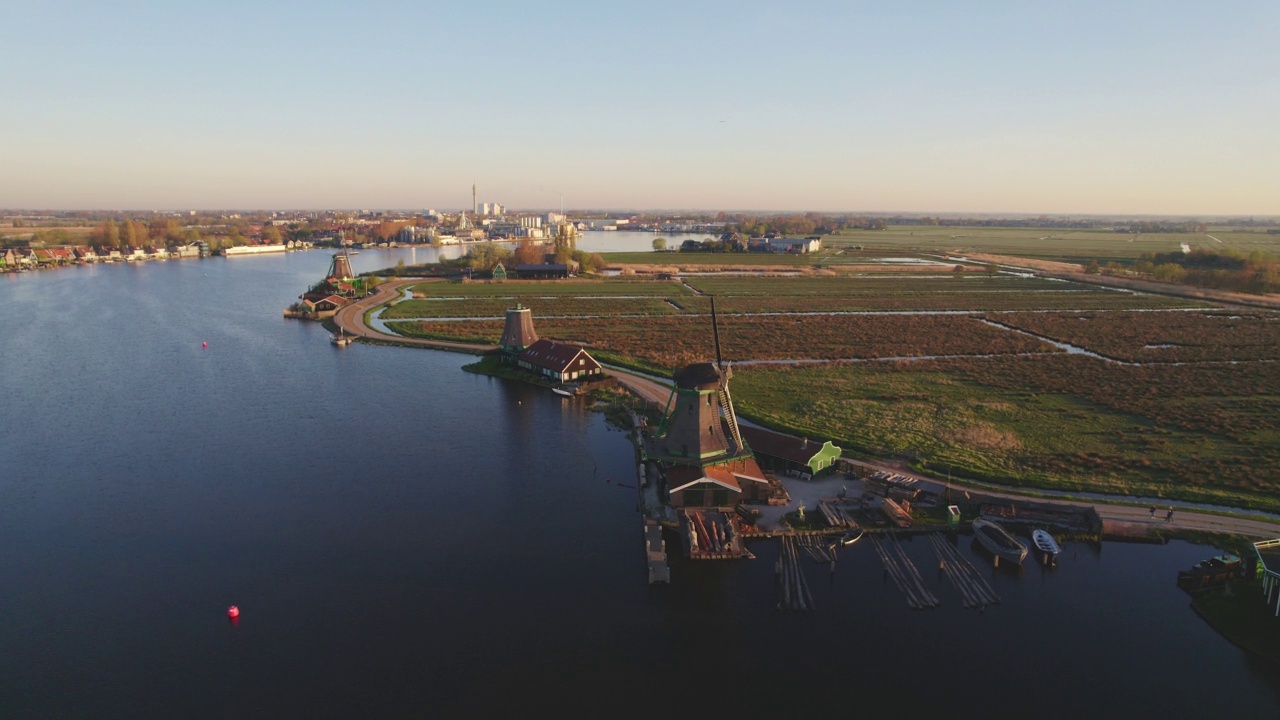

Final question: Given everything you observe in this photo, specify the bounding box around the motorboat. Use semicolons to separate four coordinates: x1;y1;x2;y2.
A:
972;517;1028;564
1032;528;1061;563
1177;554;1241;590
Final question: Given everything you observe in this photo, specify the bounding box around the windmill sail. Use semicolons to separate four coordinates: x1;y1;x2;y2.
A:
710;296;745;452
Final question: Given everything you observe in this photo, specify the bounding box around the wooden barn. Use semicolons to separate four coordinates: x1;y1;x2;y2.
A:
739;425;842;480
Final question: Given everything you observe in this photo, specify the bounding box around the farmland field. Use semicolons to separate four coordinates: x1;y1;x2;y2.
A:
384;256;1280;511
988;310;1280;362
823;225;1280;265
389;313;1058;369
382;297;685;320
407;278;689;298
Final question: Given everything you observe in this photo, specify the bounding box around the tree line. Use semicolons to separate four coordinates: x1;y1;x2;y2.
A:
1086;248;1280;294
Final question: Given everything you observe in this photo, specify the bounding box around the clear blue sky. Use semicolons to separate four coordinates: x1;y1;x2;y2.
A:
3;1;1277;214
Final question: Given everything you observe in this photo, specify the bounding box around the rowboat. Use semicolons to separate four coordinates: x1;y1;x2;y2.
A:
972;518;1028;564
1032;529;1061;561
840;529;865;546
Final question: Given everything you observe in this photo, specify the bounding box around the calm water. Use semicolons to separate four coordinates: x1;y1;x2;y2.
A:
2;253;1278;719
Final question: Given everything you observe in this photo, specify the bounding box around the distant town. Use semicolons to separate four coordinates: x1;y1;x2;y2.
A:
5;190;1280;273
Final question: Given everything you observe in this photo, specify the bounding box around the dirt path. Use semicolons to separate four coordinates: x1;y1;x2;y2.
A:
608;369;673;406
838;458;1280;539
332;278;496;353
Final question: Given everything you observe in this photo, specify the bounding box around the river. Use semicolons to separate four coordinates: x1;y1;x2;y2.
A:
1;252;1278;718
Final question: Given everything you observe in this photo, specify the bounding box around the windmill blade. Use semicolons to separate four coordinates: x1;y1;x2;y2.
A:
710;295;723;368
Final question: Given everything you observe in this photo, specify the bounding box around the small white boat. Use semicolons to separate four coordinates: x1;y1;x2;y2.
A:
552;387;574;397
1032;529;1061;560
331;330;353;346
840;529;865;546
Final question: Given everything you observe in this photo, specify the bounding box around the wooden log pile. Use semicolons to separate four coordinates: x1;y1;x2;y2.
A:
871;534;940;609
880;497;913;528
777;535;815;611
928;533;1000;609
817;500;857;528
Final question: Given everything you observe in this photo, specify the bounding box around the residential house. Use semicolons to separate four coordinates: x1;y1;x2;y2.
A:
516;339;602;383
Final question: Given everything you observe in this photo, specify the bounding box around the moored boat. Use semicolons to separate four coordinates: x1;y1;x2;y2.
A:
840;528;865;546
1177;554;1241;590
1032;528;1061;562
552;387;574;397
972;517;1028;564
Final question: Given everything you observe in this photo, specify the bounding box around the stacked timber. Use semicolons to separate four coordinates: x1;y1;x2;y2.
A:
817;500;858;528
881;497;913;528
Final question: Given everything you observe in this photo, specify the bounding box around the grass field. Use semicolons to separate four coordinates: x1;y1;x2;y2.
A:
733;356;1280;513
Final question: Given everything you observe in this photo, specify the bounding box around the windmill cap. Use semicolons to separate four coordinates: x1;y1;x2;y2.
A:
673;362;721;389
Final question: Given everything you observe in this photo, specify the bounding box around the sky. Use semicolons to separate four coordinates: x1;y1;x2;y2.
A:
2;0;1278;215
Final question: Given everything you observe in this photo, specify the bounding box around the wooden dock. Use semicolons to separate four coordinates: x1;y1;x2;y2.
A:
645;521;670;584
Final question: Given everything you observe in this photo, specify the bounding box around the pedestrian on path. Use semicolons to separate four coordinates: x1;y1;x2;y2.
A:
1149;506;1156;518
1166;507;1174;522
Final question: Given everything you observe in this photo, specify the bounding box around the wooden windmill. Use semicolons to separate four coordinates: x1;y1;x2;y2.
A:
328;249;354;282
645;296;768;509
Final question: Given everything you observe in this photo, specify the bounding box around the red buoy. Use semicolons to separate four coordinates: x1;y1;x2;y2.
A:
202;341;208;349
227;605;240;619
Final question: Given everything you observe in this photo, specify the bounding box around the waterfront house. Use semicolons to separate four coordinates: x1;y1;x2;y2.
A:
739;425;842;480
74;246;98;263
1;248;16;270
516;339;602;383
299;293;350;317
